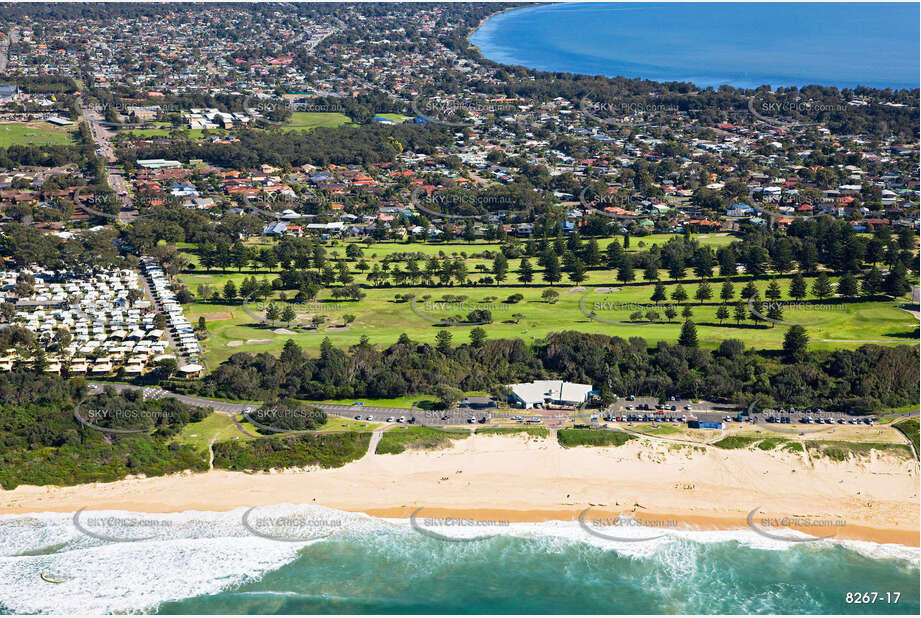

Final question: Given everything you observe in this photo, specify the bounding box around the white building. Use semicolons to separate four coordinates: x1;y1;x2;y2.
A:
507;380;594;409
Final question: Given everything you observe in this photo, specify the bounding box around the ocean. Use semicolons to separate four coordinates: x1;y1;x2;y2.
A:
469;2;921;90
1;507;918;614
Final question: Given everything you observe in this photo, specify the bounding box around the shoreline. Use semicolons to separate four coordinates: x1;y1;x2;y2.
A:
1;501;916;549
466;3;532;57
462;3;918;90
2;435;918;548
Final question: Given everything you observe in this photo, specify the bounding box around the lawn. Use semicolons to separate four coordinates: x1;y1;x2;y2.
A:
283;112;354;131
375;113;413;123
178;413;250;454
177;269;914;367
0;121;76;147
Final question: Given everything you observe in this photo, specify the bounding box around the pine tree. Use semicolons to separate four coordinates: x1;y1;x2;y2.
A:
493;253;508;285
766;302;783;327
543;253;562;285
837;272;858;297
811;273;833;299
789;273;807;300
783;325;809;363
765;280;782;301
695;281;712;304
265;303;279;325
664;305;678;322
862;266;882;296
435;330;453;355
678;319;698;347
518;257;534;283
716;304;730;324
617;255;635;283
733;301;747;325
884;263;910;297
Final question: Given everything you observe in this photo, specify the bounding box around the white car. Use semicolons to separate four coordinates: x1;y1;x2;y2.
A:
366;415;373;421
397;416;406;423
386;416;395;423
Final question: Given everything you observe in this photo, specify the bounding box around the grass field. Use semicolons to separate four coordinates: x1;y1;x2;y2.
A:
375;113;413;123
283;112;354;131
178;413;247;454
179;269;915;366
0;121;76;147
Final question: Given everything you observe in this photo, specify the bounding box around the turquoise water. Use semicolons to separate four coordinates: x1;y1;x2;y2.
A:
470;3;920;90
1;508;918;614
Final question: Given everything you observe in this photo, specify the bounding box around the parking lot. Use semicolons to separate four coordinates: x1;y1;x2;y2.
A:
604;397;877;427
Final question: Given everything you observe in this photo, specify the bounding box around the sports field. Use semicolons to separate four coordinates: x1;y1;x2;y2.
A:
283;111;354;131
0;121;76;147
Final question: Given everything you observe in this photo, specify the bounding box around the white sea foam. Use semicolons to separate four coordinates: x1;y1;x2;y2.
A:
1;505;916;614
0;506;381;614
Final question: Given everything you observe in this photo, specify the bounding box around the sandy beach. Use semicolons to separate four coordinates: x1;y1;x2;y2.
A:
2;434;918;546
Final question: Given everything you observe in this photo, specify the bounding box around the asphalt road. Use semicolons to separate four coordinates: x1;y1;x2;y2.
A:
86;382;917;431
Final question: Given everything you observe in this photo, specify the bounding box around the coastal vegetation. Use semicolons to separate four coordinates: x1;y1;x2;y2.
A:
805;440;913;462
476;425;549;439
211;431;371;471
893;417;920;457
0;374;210;490
712;436;761;449
375;425;470;454
557;429;635;448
